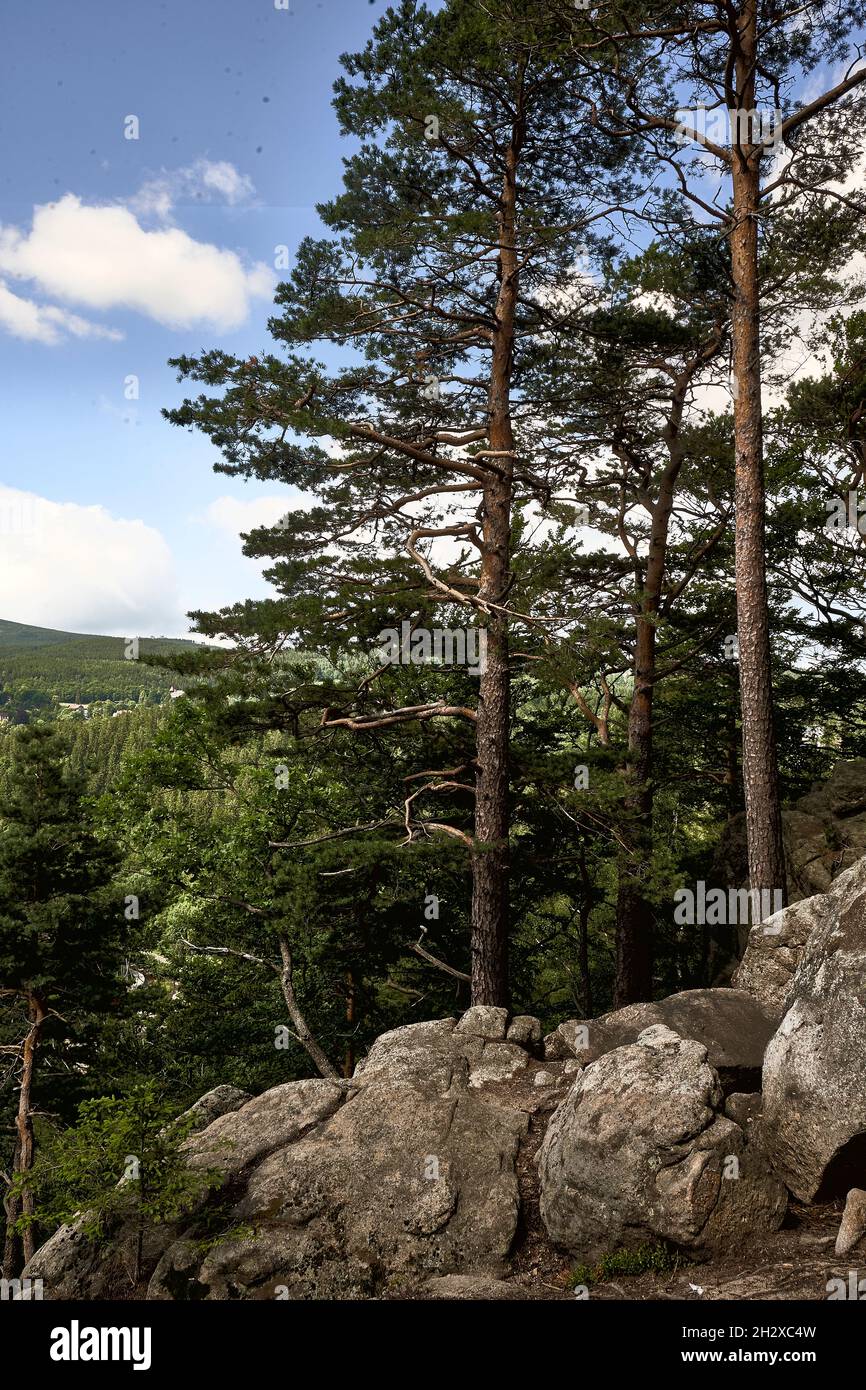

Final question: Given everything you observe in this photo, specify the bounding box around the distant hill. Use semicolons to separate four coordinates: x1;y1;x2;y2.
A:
0;618;195;656
0;619;198;714
0;618;93;649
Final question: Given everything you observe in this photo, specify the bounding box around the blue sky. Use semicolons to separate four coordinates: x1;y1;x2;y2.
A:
0;0;383;637
1;3;859;639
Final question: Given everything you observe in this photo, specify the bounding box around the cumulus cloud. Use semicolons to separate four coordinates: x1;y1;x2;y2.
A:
131;159;257;219
0;485;183;635
0;194;272;333
202;494;307;537
0;281;123;344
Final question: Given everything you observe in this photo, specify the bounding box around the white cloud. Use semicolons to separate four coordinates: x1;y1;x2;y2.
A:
129;181;174;221
131;159;257;219
0;280;123;345
201;494;308;537
199;161;255;204
0;192;272;334
0;485;183;635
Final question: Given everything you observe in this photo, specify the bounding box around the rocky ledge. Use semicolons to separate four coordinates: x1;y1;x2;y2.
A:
24;861;866;1301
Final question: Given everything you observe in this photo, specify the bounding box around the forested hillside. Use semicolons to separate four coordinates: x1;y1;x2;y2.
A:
0;619;193;724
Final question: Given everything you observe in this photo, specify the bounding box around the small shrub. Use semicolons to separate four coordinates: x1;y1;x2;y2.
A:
14;1081;223;1284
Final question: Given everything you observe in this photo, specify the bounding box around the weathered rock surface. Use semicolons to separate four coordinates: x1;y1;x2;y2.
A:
420;1273;548;1300
28;1013;541;1300
455;1005;508;1040
835;1189;866;1258
544;1018;590;1060
180;1084;252;1136
733;899;822;1011
24;1078;342;1301
544;988;776;1092
183;1078;343;1178
538;1025;787;1262
22;1218;109;1301
761;870;866;1202
506;1015;543;1047
724;1092;762;1132
734;855;866;1011
20;1082;255;1299
151;1018;529;1299
36;862;866;1307
467;1042;528;1088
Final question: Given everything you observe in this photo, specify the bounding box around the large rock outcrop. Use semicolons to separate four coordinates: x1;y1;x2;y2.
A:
538;1025;787;1261
38;921;866;1302
180;1084;251;1135
544;987;777;1092
734;855;866;1012
27;1017;540;1301
761;866;866;1202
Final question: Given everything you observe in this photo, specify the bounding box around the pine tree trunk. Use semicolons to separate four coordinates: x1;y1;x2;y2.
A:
724;677;741;820
614;612;655;1005
470;103;523;1007
344;970;356;1079
730;0;787;911
613;426;685;1005
472;590;510;1005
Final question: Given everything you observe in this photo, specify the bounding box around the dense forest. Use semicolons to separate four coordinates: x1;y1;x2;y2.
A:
3;0;866;1299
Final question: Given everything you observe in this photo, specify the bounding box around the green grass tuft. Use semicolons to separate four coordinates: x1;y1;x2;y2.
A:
569;1242;682;1287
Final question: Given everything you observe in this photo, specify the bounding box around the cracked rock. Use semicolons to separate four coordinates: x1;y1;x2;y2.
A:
538;1027;786;1262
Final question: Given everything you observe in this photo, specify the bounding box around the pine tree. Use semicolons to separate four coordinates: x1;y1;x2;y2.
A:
0;726;125;1277
566;0;866;918
525;233;734;1001
164;0;637;1005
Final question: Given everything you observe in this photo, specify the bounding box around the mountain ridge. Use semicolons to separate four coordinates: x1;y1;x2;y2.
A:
0;618;195;652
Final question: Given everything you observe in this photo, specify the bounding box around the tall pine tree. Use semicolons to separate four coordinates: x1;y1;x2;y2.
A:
164;0;638;1005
